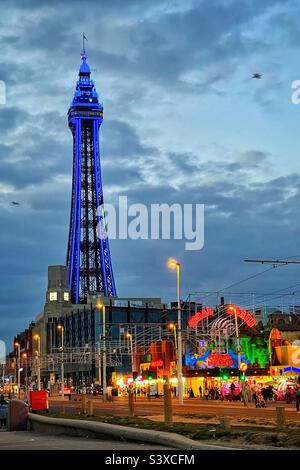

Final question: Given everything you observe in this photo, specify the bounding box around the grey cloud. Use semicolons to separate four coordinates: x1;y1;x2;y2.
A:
235;150;268;165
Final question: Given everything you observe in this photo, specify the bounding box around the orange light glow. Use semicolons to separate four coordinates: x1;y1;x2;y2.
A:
167;258;179;269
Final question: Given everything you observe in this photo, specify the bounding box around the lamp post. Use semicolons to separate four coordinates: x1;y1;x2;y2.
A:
126;332;134;374
268;332;272;368
97;343;101;386
14;342;20;398
96;302;106;401
33;334;41;391
168;323;178;353
22;353;28;398
167;259;183;405
57;325;64;398
228;305;241;368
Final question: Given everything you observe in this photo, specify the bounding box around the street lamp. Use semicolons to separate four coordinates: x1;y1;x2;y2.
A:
167;258;183;405
96;302;107;401
57;325;64;398
14;342;20;398
268;331;273;368
228;305;241;368
168;323;178;355
22;353;28;398
33;334;41;391
126;332;134;374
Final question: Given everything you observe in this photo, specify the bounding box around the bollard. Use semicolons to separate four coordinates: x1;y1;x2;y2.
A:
81;393;87;415
88;400;93;416
219;416;230;430
128;390;134;417
276;406;286;429
164;383;173;425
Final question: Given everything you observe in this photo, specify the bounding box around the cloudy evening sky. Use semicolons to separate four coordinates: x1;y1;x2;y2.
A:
1;0;300;345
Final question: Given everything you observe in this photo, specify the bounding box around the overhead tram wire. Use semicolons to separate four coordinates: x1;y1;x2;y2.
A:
187;254;300;308
189;264;288;305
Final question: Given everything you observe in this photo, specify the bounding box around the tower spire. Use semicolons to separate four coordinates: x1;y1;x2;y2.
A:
82;32;87;55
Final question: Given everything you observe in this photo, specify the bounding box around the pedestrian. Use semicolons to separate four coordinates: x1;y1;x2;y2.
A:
0;395;8;428
204;389;209;400
285;387;291;404
198;385;202;397
296;387;300;413
261;387;268;402
188;387;195;399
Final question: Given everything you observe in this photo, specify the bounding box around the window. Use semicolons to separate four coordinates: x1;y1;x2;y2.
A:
64;292;70;301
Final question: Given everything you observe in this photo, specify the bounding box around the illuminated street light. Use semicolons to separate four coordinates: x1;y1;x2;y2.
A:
96;302;107;401
126;332;134;375
168;323;178;353
14;342;20;398
22;353;28;394
228;305;241;367
33;334;41;391
57;325;64;398
167;258;183;405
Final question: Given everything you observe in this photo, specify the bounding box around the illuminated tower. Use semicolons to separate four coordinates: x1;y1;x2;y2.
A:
66;46;117;303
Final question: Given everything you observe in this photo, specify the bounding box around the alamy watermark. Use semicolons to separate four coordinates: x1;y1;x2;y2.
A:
97;196;204;251
0;80;6;105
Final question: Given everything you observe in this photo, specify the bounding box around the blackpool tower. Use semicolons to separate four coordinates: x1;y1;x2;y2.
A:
66;44;117;303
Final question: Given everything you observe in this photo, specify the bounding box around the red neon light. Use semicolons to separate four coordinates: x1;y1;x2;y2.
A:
207;353;233;367
226;305;256;328
150;360;163;368
188;304;256;328
188;307;214;328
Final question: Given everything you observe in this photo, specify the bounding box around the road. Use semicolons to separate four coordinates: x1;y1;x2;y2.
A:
49;396;300;421
0;431;173;450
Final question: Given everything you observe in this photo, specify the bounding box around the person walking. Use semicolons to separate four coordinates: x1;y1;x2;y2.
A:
0;395;8;428
296;386;300;413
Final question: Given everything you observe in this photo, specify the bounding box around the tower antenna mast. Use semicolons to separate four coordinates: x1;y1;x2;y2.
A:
82;32;87;54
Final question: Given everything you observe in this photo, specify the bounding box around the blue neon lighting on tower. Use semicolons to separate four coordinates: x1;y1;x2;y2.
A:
66;45;117;303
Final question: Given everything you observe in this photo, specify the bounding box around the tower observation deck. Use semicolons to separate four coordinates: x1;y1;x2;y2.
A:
66;47;117;303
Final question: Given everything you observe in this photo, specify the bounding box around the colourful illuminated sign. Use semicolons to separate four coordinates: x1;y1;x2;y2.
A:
150;360;163;368
188;307;214;328
226;305;256;328
186;349;250;369
207;353;233;367
188;304;256;329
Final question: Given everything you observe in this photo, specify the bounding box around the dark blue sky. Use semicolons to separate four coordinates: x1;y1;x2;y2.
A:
1;0;300;346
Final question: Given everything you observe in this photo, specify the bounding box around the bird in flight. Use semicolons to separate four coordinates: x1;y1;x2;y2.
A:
11;201;20;205
252;73;262;79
